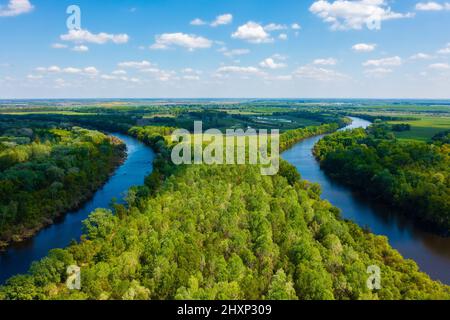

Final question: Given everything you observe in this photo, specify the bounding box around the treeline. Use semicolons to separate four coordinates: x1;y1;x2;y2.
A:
1;124;449;300
0;125;125;248
314;125;450;233
280;122;344;151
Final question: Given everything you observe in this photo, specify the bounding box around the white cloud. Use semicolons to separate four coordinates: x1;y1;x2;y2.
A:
211;13;233;27
294;65;348;81
60;29;129;45
274;75;293;81
83;67;99;75
232;22;273;44
223;48;251;57
181;68;202;75
183;75;200;81
410;53;433;59
36;65;99;76
0;0;33;17
264;23;288;31
352;43;377;52
437;43;450;54
118;60;153;69
416;2;450;11
72;45;89;52
51;43;68;49
150;33;212;50
291;23;302;30
429;63;450;70
216;66;265;76
272;53;288;61
26;74;42;80
190;18;206;26
101;75;118;80
309;0;413;30
112;70;127;75
313;58;337;66
363;56;402;67
278;33;288;41
364;67;393;77
259;58;287;69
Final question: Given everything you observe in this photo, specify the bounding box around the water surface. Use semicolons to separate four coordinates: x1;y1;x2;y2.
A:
0;133;155;284
282;118;450;284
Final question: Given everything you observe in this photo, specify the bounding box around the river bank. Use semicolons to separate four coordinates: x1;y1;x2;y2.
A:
0;133;155;284
0;136;126;252
282;117;450;284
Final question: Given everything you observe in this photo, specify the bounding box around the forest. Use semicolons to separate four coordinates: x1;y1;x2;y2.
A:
0;120;125;249
1;120;449;300
314;123;450;233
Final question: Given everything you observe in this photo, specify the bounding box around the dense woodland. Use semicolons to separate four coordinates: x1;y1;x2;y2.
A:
0;122;125;248
1;123;449;300
314;123;450;233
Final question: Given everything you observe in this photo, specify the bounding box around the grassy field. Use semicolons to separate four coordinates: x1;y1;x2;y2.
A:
388;116;450;142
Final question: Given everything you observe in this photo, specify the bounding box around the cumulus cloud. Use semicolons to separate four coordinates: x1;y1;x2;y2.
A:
410;53;433;59
211;13;233;27
416;2;450;11
190;18;206;26
0;0;33;17
223;48;251;57
150;33;212;50
278;33;288;41
259;58;287;69
72;45;89;52
291;23;302;30
429;63;450;70
60;29;129;45
264;23;288;31
51;43;68;49
36;65;99;76
352;43;377;52
364;67;393;77
294;65;348;81
437;43;450;54
232;22;274;44
26;74;43;80
363;56;402;67
112;70;127;75
216;66;265;77
309;0;413;30
313;58;337;66
118;60;153;69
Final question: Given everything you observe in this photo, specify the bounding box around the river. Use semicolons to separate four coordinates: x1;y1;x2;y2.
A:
282;117;450;285
0;133;155;284
1;122;449;286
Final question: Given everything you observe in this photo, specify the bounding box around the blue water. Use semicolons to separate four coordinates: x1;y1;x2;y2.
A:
0;133;155;284
282;118;450;285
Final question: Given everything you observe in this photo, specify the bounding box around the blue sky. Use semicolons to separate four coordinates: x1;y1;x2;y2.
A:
0;0;450;99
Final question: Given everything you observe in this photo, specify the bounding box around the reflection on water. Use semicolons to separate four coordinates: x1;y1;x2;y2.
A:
0;133;155;284
282;118;450;285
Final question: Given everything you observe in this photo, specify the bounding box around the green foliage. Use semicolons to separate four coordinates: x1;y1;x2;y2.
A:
1;152;448;300
0;113;449;300
314;125;450;233
0;125;125;246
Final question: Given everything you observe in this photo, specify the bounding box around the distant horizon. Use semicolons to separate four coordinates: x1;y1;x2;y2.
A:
2;98;450;102
1;1;450;99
